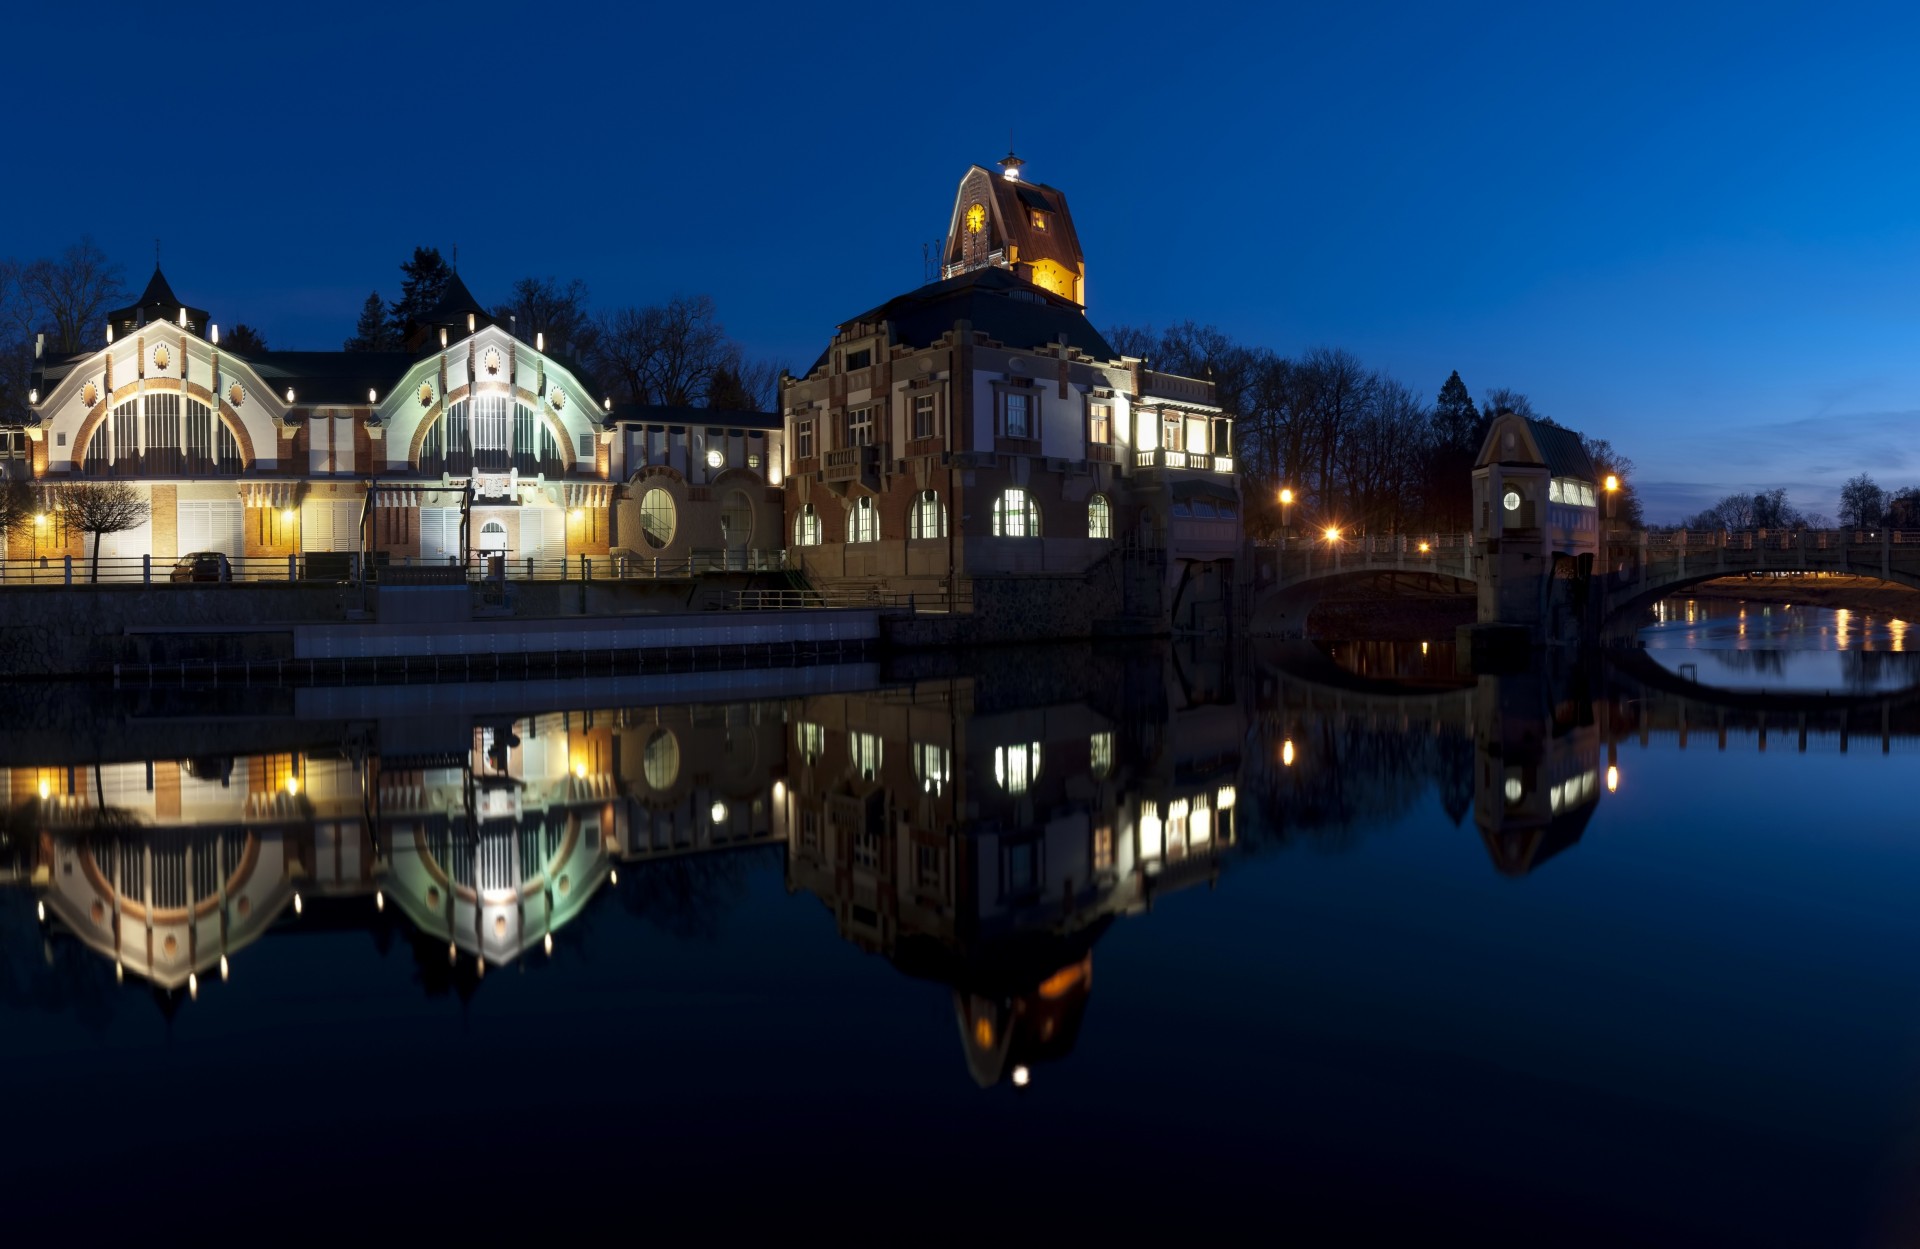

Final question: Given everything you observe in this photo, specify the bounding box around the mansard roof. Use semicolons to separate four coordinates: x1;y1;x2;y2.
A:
823;267;1116;372
942;165;1085;285
244;351;417;405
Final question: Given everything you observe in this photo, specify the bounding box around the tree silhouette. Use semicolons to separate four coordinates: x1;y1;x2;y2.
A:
55;481;149;582
343;292;396;352
223;323;268;354
387;247;454;343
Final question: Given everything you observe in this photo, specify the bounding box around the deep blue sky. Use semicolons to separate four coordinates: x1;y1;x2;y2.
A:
11;0;1920;522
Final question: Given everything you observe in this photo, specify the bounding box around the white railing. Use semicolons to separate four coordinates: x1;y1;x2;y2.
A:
0;547;790;587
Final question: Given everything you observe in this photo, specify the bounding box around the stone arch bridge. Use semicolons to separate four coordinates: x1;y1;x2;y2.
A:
1248;529;1920;637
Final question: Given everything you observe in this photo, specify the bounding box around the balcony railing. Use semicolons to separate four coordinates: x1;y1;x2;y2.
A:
1134;449;1232;473
824;444;880;483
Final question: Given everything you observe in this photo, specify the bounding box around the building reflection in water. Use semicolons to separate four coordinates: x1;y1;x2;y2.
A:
0;649;1243;1084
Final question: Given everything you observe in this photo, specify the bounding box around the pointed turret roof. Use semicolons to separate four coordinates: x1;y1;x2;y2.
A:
109;266;211;337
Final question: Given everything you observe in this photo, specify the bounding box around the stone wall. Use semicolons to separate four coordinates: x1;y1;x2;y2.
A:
0;585;353;676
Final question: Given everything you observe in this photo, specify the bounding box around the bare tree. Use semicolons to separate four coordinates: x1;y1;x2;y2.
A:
19;239;125;355
55;482;149;583
495;276;597;359
0;478;34;541
590;294;734;407
1839;472;1887;529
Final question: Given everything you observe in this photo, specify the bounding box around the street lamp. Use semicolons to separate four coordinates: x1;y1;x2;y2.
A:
1323;526;1341;544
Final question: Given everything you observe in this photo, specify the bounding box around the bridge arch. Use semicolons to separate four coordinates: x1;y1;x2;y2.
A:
1602;566;1920;629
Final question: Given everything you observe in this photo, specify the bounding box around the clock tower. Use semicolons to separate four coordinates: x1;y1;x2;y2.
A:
940;155;1087;305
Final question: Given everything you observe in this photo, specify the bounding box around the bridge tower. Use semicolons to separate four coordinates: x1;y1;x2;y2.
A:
1467;414;1600;648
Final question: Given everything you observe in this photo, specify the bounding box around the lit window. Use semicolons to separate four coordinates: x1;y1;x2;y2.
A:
705;446;724;470
1002;391;1034;439
1161;412;1184;452
1030;210;1047;231
794;418;814;460
1088;494;1112;540
851;731;883;781
748;452;762;470
1089;401;1111;446
994;742;1042;794
848;496;879;543
913;393;937;440
798;721;825;765
1090;730;1113;778
1093;825;1114;872
993;488;1040;538
913;742;950;795
911;490;946;539
792;504;822;547
846;405;876;447
638;488;675;549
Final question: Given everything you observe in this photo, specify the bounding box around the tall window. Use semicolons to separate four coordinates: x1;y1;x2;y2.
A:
793;504;822;547
912;393;937;440
850;731;883;781
795;419;814;460
1088;494;1112;540
144;394;182;474
798;721;825;765
1001;391;1034;439
846;405;876;447
638;488;676;549
910;490;945;539
992;488;1039;538
1089;401;1112;447
912;743;950;796
420;398;562;476
1162;412;1184;452
848;495;879;543
995;743;1042;795
83;395;239;476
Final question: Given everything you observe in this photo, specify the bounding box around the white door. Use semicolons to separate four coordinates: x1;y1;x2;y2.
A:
178;501;244;557
420;507;461;564
301;500;357;552
521;506;565;563
99;511;153;579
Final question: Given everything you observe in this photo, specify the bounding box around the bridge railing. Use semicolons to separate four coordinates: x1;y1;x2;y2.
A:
1642;529;1920;552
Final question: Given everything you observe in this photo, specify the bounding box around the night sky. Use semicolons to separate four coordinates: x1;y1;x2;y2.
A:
11;0;1920;521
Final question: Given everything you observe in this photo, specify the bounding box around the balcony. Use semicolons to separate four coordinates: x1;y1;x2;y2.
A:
1134;449;1233;474
823;444;881;494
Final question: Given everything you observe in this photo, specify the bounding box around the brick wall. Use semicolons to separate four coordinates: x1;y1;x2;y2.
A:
150;485;178;560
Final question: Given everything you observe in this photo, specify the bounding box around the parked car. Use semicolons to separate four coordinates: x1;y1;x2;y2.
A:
170;552;232;583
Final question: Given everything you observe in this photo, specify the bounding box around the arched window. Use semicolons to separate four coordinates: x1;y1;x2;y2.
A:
642;729;680;790
910;489;945;539
720;489;753;546
992;488;1040;537
848;495;879;543
82;395;241;477
638;488;676;549
793;504;822;547
1088;494;1112;540
420;398;565;476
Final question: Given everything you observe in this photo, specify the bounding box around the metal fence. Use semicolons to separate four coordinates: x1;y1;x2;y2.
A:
0;547;791;587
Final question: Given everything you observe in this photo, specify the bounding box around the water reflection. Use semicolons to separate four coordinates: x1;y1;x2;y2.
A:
1644;597;1920;692
7;637;1920;1077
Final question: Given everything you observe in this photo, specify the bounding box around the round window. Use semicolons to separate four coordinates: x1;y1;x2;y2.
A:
642;728;680;790
639;488;676;549
1502;490;1521;513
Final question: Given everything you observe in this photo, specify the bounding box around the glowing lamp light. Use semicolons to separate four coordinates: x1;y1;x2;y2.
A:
467;313;476;333
1012;1065;1031;1087
210;324;219;345
1282;739;1296;768
188;972;198;999
285;387;295;404
1418;541;1430;553
115;961;124;983
570;508;584;522
375;890;385;913
1421;641;1430;655
35;512;47;527
543;933;554;956
36;900;46;923
710;800;728;825
1323;526;1341;543
603;397;612;412
609;868;618;886
28;389;36;404
219;955;230;982
1607;765;1619;794
448;942;457;965
773;779;786;802
292;893;303;916
368;388;377;404
285;773;300;796
573;760;588;780
38;777;50;799
536;331;545;352
1605;475;1620;492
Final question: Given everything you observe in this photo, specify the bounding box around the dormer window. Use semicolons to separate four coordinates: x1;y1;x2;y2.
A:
1030;210;1047;231
844;347;872;371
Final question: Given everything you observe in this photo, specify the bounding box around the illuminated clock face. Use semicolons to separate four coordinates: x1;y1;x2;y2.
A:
966;203;986;234
1503;490;1521;512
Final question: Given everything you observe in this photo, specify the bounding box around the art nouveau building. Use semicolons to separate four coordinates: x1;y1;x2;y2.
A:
781;157;1242;629
10;271;784;577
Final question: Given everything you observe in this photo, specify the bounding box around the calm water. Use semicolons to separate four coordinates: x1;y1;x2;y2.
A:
4;629;1920;1243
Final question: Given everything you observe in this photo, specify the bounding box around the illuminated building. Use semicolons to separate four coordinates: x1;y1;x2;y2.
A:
780;155;1242;633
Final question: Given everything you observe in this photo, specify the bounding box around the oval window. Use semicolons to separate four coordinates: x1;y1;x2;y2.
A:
720;489;753;546
642;728;681;790
639;488;676;549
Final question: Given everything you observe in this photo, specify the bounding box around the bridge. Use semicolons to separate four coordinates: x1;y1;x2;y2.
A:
1248;527;1920;636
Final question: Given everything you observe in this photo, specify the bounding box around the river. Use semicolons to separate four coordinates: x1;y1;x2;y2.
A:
1;626;1915;1244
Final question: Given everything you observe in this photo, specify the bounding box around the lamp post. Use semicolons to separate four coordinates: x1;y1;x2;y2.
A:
1604;474;1620;574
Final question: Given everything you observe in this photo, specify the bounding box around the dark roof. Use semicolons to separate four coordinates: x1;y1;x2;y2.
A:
815;267;1116;376
423;271;489;324
612;403;780;432
109;266;210;333
244;351;417;405
1526;418;1597;482
942;165;1085;290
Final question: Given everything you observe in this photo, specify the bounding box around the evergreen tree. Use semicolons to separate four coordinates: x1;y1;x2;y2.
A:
224;324;268;354
343;291;395;351
705;363;756;411
1431;370;1478;453
386;247;454;341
